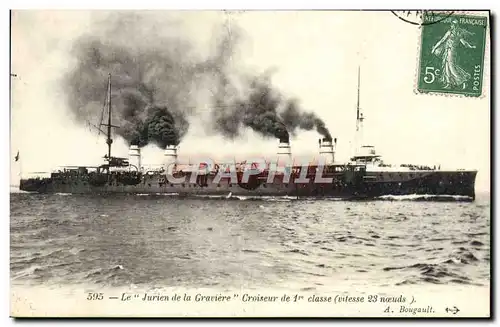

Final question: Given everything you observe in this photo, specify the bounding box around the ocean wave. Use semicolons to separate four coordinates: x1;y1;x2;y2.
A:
234;195;295;202
384;245;483;286
85;265;125;280
285;248;310;256
10;186;29;193
130;193;347;202
445;248;480;264
10;247;77;268
185;194;297;202
136;193;180;196
386;262;474;286
12;265;48;280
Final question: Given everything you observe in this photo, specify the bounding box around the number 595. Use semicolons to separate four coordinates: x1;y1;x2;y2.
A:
87;292;103;300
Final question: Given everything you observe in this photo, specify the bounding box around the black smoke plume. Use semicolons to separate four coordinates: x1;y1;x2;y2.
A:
210;72;332;143
64;12;332;147
281;99;332;141
63;13;202;148
211;74;289;142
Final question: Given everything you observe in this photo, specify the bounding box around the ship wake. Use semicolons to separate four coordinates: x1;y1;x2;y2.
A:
375;194;474;202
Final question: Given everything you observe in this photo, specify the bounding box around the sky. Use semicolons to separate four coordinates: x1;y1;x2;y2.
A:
10;10;491;192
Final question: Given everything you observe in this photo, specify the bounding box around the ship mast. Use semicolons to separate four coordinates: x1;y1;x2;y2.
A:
106;73;112;159
354;66;365;157
356;66;364;132
100;73;119;165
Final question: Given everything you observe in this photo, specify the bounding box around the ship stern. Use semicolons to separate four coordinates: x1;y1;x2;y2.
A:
19;177;50;193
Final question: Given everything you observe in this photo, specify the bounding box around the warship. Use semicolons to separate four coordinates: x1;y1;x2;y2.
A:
18;71;477;200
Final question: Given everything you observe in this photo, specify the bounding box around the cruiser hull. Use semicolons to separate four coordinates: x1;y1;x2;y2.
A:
19;169;477;200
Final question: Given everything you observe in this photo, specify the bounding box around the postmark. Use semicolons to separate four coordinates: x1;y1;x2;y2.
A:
391;10;454;26
416;12;488;97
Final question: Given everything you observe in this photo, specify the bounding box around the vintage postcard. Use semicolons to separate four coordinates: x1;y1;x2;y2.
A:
10;10;491;318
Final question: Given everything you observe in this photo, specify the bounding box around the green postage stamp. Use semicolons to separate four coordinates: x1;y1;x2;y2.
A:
417;12;488;97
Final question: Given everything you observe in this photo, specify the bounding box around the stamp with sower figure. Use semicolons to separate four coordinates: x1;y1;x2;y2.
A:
417;12;488;97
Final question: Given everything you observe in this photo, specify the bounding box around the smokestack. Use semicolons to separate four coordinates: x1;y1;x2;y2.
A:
319;137;335;165
164;145;178;173
277;138;292;170
128;145;141;171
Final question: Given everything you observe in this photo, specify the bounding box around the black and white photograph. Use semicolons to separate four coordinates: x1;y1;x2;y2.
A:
9;9;491;317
